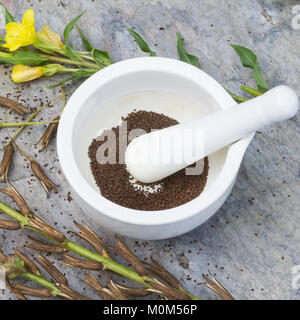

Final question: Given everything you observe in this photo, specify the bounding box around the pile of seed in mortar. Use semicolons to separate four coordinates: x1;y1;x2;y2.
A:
88;110;209;211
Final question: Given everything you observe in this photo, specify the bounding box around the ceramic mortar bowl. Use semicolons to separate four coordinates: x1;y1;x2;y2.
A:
57;57;254;240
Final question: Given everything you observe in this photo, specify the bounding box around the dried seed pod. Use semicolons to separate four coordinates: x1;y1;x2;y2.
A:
73;220;108;257
0;143;14;182
34;254;68;286
63;253;103;270
0;184;31;216
29;216;66;244
25;236;67;253
0;249;6;263
36;116;59;152
82;273;112;300
10;282;53;298
201;271;234;300
6;279;27;300
107;280;128;300
55;283;91;300
113;283;151;297
11;139;57;197
30;160;57;197
143;256;183;290
112;236;147;277
146;280;191;300
0;97;31;115
0;219;21;230
14;248;41;276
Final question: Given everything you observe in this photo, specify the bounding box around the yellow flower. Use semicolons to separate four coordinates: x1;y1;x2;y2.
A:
11;64;43;83
2;9;36;51
34;25;65;52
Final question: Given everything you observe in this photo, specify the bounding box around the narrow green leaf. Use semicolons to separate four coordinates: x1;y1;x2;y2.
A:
0;51;47;65
63;11;86;44
240;85;263;97
92;48;111;66
76;25;93;51
0;2;14;23
46;69;95;88
226;90;248;103
128;28;156;56
230;44;269;92
230;44;257;68
65;44;82;61
253;64;269;92
176;32;199;67
0;36;5;42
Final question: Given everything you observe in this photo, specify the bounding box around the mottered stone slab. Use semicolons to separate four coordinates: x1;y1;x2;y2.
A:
0;0;300;300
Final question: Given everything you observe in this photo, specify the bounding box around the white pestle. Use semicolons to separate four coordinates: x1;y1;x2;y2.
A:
125;86;299;183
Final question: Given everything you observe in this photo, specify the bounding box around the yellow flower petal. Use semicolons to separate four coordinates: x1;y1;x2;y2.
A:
22;9;34;28
2;9;35;51
35;25;64;50
11;64;44;83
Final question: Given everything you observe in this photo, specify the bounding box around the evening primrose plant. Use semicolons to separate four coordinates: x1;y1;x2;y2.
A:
0;4;112;86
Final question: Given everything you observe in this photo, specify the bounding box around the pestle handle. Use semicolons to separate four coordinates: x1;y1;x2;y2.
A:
125;86;299;183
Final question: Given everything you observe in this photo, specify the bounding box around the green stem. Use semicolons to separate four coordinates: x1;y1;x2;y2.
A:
240;85;264;97
8;90;73;145
0;120;59;128
41;54;100;70
0;201;200;300
21;272;65;297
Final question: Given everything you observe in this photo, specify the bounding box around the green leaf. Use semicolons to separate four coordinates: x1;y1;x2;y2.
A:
63;11;86;44
176;32;199;67
226;90;248;103
230;44;257;68
92;48;111;66
76;25;93;51
128;28;156;56
46;68;95;88
0;2;14;23
230;44;269;92
65;44;82;61
253;64;269;92
0;51;47;65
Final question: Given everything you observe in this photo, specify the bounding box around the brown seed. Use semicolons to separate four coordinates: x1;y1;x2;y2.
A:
88;110;209;210
30;160;57;197
36;116;59;152
0;143;14;182
0;96;31;115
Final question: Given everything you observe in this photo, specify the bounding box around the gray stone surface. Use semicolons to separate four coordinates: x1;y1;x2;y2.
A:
0;0;300;300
